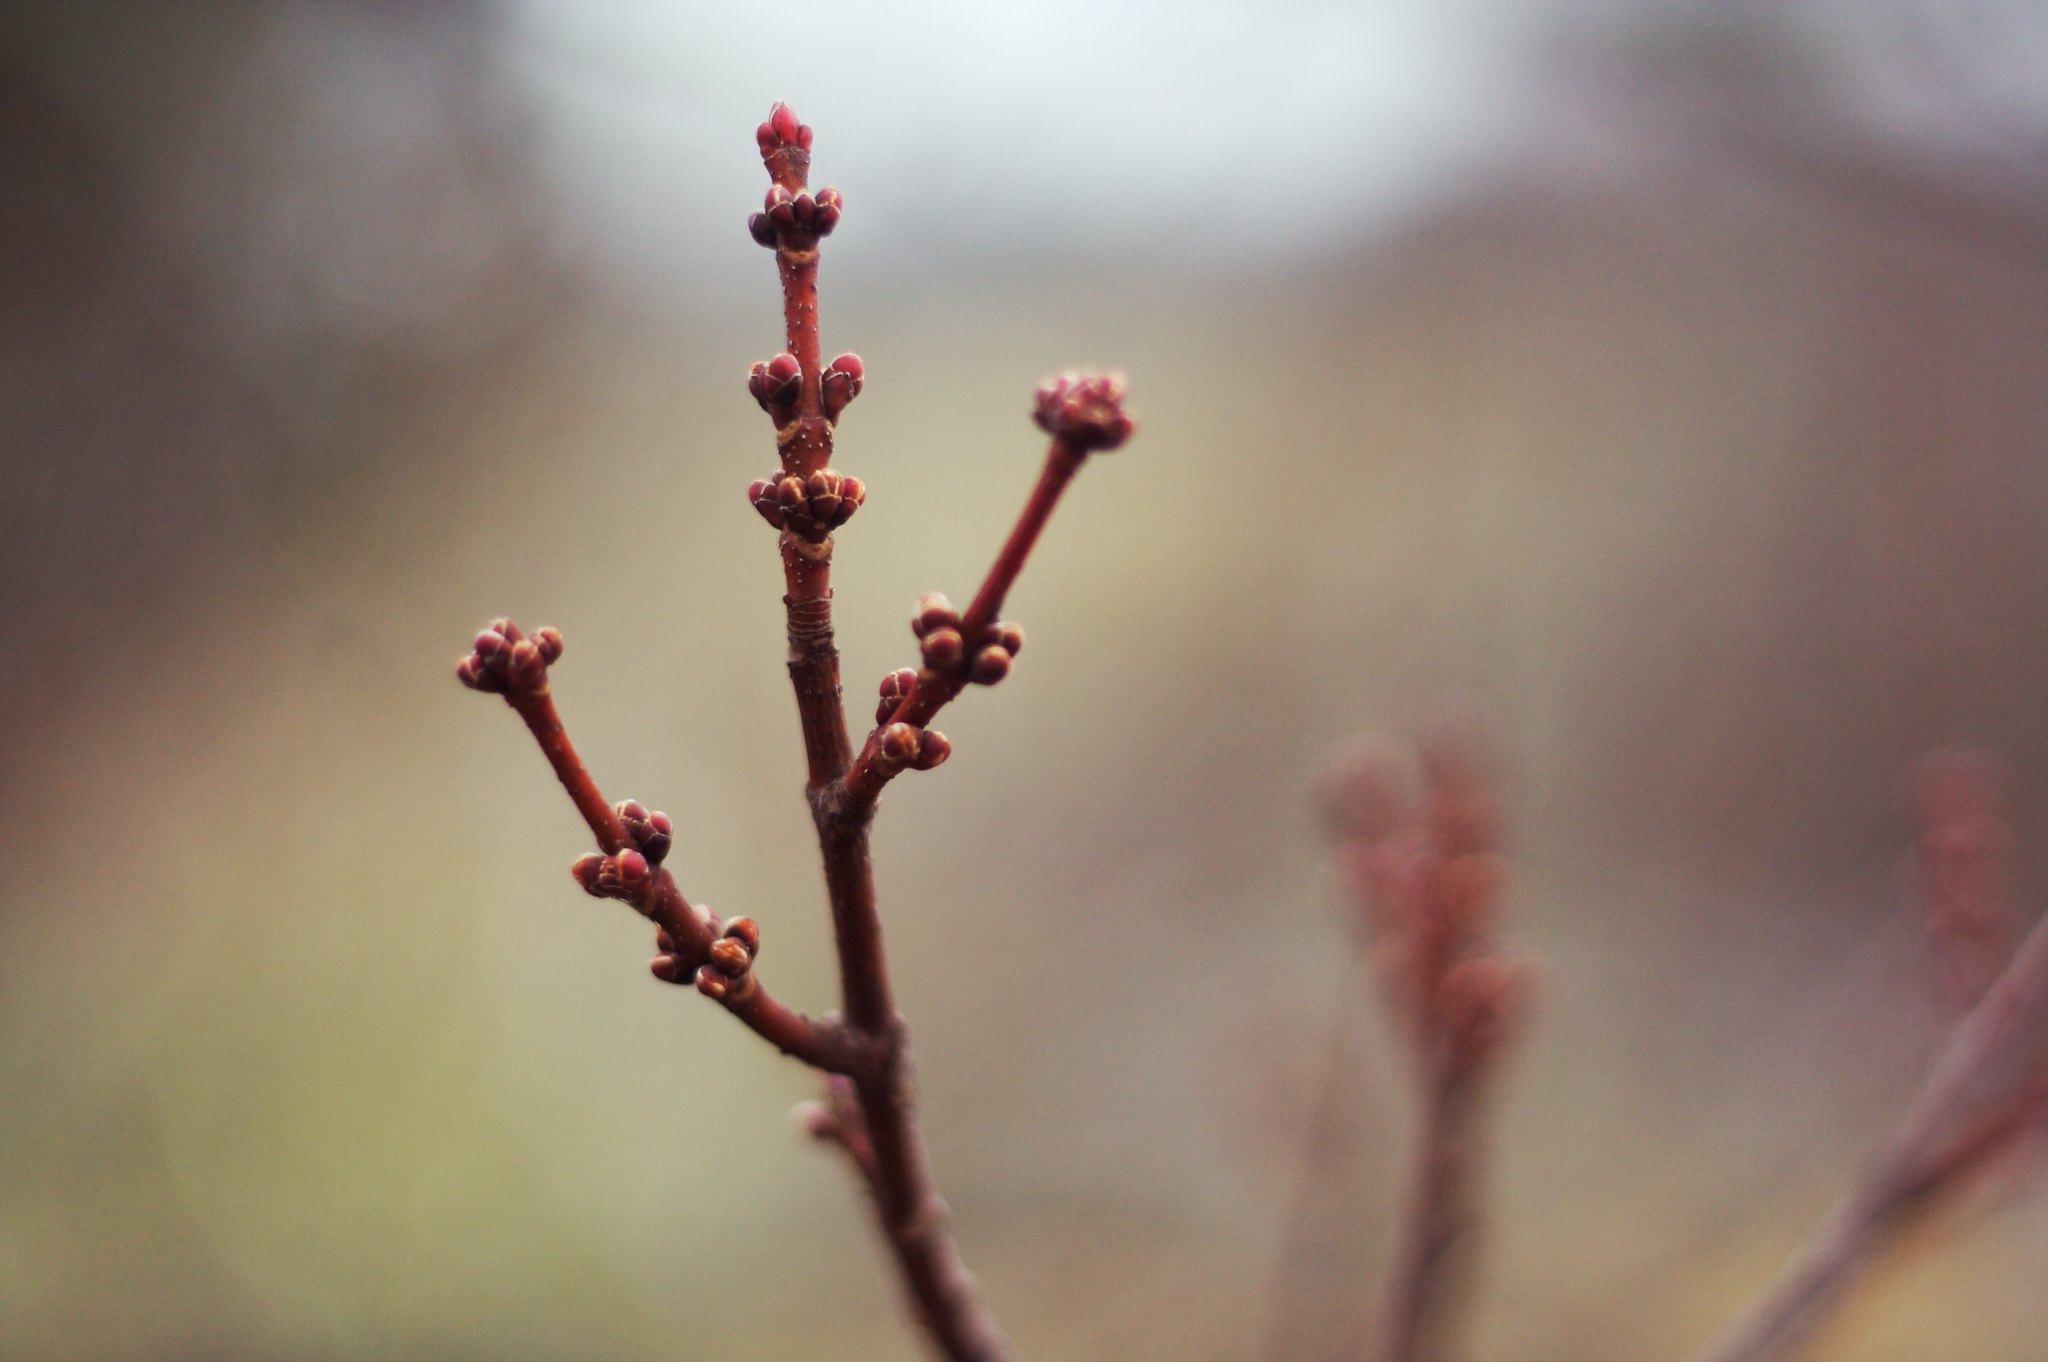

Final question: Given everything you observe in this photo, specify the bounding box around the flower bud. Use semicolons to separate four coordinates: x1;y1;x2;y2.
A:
881;722;922;765
813;186;842;236
877;668;918;724
507;639;547;691
709;936;752;978
921;627;964;670
969;645;1012;685
1032;370;1135;453
571;852;607;897
615;848;651;889
722;916;761;958
912;593;959;638
748;478;786;528
821;352;864;422
913;730;952;770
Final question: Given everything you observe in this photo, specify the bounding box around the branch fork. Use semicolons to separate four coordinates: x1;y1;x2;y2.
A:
455;102;1134;1362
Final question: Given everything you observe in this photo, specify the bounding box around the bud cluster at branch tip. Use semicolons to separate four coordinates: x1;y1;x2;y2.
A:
1320;725;1534;1080
456;617;563;694
1032;371;1135;453
747;106;841;251
749;469;866;544
755;100;812;159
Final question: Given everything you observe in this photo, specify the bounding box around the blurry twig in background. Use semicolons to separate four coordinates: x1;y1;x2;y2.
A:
1319;721;1536;1362
1910;749;2020;1014
1687;751;2048;1362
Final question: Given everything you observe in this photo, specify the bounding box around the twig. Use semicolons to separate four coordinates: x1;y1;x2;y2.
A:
1686;888;2048;1362
458;626;852;1071
457;100;1134;1362
1320;725;1534;1362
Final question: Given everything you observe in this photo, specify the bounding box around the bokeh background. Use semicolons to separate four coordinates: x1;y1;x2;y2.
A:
5;2;2048;1359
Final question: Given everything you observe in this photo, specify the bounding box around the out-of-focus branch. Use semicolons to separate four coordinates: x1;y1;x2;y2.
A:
1688;752;2048;1362
1320;723;1535;1362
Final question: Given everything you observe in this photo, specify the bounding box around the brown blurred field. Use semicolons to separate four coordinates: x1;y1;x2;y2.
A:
4;3;2047;1359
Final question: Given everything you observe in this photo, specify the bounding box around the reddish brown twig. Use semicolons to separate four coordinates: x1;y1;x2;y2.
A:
457;620;854;1074
1909;749;2020;1014
1686;757;2048;1362
460;103;1131;1362
1320;724;1534;1362
745;101;1106;1362
839;373;1129;810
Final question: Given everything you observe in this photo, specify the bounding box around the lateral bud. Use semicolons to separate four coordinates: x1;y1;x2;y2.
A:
880;722;923;766
752;469;865;541
920;627;964;671
969;645;1013;686
913;730;952;770
571;852;607;898
911;593;960;639
876;668;920;724
748;353;803;424
821;353;864;422
617;800;674;867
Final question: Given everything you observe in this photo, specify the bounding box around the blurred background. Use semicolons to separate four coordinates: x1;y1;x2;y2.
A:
5;1;2048;1358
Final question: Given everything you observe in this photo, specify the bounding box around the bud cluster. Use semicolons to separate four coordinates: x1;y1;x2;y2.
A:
748;183;843;250
616;799;674;866
456;618;564;694
572;846;654;903
748;469;866;542
685;916;761;1001
909;593;1023;686
877;721;951;773
1323;728;1532;1079
1032;371;1135;453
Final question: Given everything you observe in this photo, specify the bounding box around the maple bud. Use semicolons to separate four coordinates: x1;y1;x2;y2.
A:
969;645;1013;686
921;627;964;670
881;723;922;765
1032;371;1135;453
822;352;864;422
913;730;952;770
571;853;607;897
912;593;959;639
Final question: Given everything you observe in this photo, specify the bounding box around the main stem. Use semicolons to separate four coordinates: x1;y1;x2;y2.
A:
1375;1054;1481;1362
764;139;1012;1362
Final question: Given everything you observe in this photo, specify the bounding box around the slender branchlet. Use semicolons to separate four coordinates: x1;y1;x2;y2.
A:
1319;722;1534;1362
1687;754;2048;1362
455;101;1133;1362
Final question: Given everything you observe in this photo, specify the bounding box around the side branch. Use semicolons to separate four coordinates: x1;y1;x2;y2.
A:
841;372;1135;810
459;620;852;1073
1687;903;2048;1362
